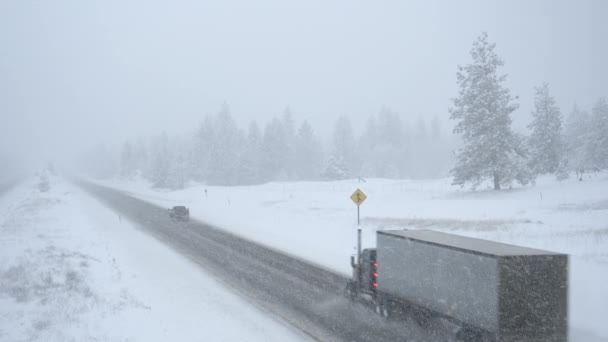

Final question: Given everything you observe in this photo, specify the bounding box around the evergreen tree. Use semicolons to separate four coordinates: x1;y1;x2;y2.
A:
564;104;592;177
322;155;348;180
527;83;563;175
261;117;288;181
281;107;297;180
133;138;149;177
193;115;215;181
207;104;241;185
330;116;357;178
587;98;608;169
237;121;263;184
149;133;170;187
359;115;379;177
167;149;188;189
294;121;323;180
376;108;405;178
427;115;451;178
450;32;531;190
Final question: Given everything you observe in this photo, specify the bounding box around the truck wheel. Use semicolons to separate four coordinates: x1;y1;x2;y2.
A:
375;303;383;316
374;301;390;319
381;305;390;319
381;298;392;319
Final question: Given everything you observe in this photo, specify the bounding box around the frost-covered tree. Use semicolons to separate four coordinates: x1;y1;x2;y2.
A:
237;121;263;184
149;133;170;187
587;98;608;169
376;108;405;178
294;121;323;180
322;155;347;180
192;115;215;181
133;138;149;176
167;149;188;189
206;104;242;185
359;115;380;177
564;104;592;178
331;116;357;178
281;108;297;179
450;33;531;190
527;83;563;175
261;117;289;181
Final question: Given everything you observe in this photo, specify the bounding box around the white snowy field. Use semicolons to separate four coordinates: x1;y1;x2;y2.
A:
0;176;310;342
102;172;608;341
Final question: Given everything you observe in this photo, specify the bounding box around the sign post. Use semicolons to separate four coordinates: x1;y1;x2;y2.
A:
350;189;367;265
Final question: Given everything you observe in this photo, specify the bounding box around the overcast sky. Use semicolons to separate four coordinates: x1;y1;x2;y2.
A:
0;0;606;169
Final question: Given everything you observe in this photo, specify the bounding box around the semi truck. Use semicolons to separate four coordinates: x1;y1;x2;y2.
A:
346;229;568;341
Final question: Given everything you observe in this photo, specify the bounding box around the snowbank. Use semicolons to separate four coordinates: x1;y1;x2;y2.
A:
0;176;309;342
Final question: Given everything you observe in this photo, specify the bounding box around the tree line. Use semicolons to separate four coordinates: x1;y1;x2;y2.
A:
80;33;608;190
80;106;453;188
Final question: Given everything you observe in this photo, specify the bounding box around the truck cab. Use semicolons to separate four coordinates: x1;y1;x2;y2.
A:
346;248;377;299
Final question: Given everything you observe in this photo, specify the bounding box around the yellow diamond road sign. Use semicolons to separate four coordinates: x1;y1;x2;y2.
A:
350;189;367;206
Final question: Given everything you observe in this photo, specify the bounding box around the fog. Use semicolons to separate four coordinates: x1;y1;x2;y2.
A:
0;0;606;174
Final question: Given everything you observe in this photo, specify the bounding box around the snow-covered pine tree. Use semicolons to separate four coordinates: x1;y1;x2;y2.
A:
527;83;563;175
294;120;323;180
149;133;170;187
281;107;297;180
375;108;404;178
167;149;188;190
322;155;347;180
564;104;592;178
331;116;357;178
206;104;242;185
587;98;608;169
449;32;531;190
133;138;149;177
261;117;288;181
193;115;215;182
426;115;451;178
359;114;379;177
237;121;263;185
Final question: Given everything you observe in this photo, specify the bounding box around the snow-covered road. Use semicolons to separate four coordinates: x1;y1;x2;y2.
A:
0;177;310;342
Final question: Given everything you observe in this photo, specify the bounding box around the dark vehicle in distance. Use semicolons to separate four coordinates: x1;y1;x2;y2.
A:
347;229;568;342
168;206;190;222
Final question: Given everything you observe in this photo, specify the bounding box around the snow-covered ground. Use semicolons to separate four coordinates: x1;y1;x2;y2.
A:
0;176;310;342
102;173;608;341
